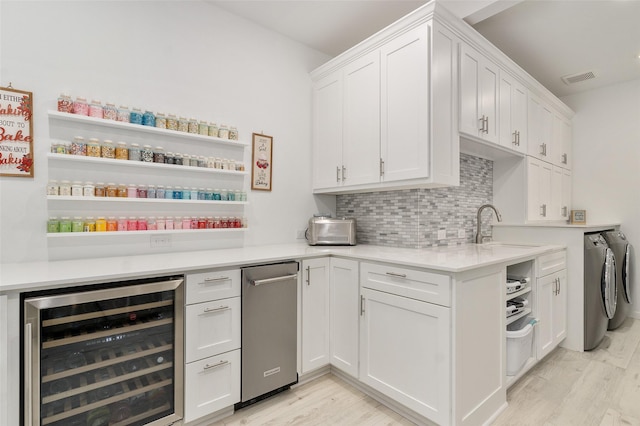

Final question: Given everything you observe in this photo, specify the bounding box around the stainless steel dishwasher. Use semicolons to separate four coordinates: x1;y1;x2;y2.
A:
238;262;299;407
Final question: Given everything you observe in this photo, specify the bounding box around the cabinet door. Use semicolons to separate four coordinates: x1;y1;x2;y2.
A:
301;258;331;373
185;268;240;305
553;269;568;344
527;95;553;161
312;71;344;189
329;258;359;377
536;273;555;359
184;349;241;423
342;50;381;187
380;22;429;182
555;115;572;169
459;44;481;138
359;287;450;424
536;270;567;360
479;59;499;144
527;157;553;221
185;297;241;363
460;43;498;143
499;72;527;153
562;118;572;170
551;165;563;221
561;168;572;221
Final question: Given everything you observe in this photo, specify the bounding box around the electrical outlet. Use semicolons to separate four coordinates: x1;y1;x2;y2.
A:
296;229;306;239
458;229;466;238
437;229;447;240
150;234;172;248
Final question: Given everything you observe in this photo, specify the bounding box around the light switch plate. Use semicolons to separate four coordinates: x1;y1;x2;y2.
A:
437;229;447;240
458;229;466;238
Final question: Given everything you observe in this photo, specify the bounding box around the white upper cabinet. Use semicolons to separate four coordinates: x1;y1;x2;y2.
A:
379;24;429;183
311;8;460;194
527;156;553;221
498;71;528;154
343;51;382;186
527;93;554;161
561;168;572;220
312;72;344;190
459;43;499;144
553;113;572;169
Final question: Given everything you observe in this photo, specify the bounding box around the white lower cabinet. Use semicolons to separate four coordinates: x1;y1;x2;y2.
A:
536;252;567;360
301;258;331;373
184;268;241;423
329;258;359;377
184;350;241;423
185;297;241;363
359;287;451;424
359;262;451;425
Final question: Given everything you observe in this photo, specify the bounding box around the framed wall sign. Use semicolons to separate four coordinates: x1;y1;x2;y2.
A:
0;85;34;177
251;133;273;191
570;209;586;225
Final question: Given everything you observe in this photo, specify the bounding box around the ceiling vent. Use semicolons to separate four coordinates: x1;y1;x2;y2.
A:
561;70;597;85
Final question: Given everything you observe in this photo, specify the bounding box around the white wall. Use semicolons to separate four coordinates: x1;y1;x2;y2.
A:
0;1;335;263
561;78;640;318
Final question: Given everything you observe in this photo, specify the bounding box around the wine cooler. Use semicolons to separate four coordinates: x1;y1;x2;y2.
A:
22;276;184;426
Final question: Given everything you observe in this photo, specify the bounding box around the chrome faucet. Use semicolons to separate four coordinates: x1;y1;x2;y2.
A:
475;204;503;244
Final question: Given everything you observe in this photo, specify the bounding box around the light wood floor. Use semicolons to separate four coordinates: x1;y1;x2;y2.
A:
211;318;640;426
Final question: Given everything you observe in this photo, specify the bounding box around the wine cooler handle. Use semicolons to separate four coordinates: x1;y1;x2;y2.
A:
25;322;33;426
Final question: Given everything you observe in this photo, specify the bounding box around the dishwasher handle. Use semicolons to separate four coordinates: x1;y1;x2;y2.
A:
250;273;298;286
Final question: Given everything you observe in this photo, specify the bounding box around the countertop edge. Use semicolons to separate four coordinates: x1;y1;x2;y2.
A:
1;243;565;293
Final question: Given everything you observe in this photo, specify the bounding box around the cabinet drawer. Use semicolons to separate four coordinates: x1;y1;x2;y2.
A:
186;268;241;304
360;262;451;307
184;349;241;423
185;297;241;363
537;250;566;277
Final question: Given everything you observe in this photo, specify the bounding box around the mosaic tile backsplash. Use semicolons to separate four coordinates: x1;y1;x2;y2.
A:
336;153;495;248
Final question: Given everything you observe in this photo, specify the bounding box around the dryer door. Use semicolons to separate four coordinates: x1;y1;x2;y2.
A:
602;248;617;319
623;244;632;303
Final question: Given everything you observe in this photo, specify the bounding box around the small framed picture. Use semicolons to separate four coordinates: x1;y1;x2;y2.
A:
251;133;273;191
570;210;586;225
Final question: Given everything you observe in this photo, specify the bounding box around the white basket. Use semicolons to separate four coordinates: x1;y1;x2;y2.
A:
506;316;535;376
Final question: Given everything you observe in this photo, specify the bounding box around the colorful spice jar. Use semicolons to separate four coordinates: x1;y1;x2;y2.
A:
101;140;115;159
88;100;103;118
57;94;72;113
115;142;128;160
72;97;89;115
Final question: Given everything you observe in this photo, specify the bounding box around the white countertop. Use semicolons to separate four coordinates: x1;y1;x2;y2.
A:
0;242;563;293
493;222;619;230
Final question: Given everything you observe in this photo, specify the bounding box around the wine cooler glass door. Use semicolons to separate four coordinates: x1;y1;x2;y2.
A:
24;277;184;426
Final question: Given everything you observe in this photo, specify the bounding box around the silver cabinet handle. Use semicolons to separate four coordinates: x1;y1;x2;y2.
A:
251;273;298;286
512;131;518;146
342;165;347;181
380;158;385;177
562;153;568;164
336;166;341;183
204;360;229;370
385;271;407;278
203;276;230;283
485;116;489;134
540;204;547;217
516;130;520;146
557;277;561;295
203;305;230;314
306;266;310;286
360;295;365;316
562;206;568;217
